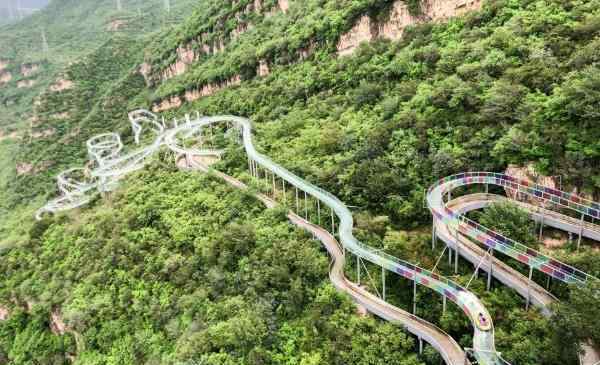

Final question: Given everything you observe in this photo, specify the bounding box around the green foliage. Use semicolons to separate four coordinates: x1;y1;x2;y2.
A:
0;166;424;364
475;201;538;248
550;280;600;356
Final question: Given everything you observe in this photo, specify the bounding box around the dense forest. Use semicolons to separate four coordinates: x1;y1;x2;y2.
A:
1;0;599;364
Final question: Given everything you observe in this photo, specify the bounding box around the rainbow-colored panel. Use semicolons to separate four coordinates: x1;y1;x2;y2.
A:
427;172;598;285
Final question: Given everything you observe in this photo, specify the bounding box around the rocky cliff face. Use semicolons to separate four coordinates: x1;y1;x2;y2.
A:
337;0;483;56
152;0;484;111
153;0;289;83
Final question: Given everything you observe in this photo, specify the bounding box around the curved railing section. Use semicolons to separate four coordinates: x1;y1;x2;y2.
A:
426;172;598;285
38;111;510;365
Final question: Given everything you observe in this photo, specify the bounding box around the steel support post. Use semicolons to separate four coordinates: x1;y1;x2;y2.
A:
272;173;276;199
317;199;321;225
419;337;423;354
487;250;494;291
526;266;533;311
447;190;451;202
448;245;452;266
331;209;335;236
454;230;459;274
304;191;308;219
577;213;584;251
382;267;386;301
485;183;488;194
546;275;551;290
413;279;417;315
539;209;544;242
357;255;361;285
431;221;436;250
264;169;268;192
443;295;446;314
295;187;299;213
282;179;286;204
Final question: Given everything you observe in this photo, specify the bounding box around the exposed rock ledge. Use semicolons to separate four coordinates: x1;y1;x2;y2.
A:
21;63;40;77
17;79;36;88
0;71;12;85
50;78;74;92
155;0;290;82
0;306;8;321
337;0;483;56
153;75;242;112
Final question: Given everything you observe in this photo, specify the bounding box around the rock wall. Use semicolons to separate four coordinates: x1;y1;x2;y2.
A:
337;15;378;56
257;60;270;77
50;78;74;92
152;95;183;113
21;63;39;77
337;0;483;56
505;164;558;204
17;79;36;88
153;75;242;112
155;0;289;82
0;72;12;85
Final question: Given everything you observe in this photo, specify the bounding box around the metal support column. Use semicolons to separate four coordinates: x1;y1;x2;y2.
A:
442;296;446;314
526;266;533;311
546;275;551;290
413;279;417;315
295;187;299;213
487;250;494;291
331;209;335;236
272;173;276;199
282;179;286;204
454;230;459;274
264;169;268;192
382;267;386;301
577;213;584;250
539;209;545;241
419;337;423;354
448;245;452;266
431;222;436;250
304;191;308;219
357;255;361;285
485;183;488;194
317;200;321;225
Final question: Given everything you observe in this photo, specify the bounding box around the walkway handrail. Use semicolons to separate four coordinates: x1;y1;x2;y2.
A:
427;172;598;285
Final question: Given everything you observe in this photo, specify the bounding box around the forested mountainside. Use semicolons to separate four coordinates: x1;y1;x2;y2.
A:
1;0;599;364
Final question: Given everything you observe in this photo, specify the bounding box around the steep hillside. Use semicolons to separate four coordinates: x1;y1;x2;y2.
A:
1;0;600;364
0;0;199;248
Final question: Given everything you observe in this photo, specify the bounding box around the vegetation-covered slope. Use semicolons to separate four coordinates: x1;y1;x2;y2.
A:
0;164;427;365
1;0;599;363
